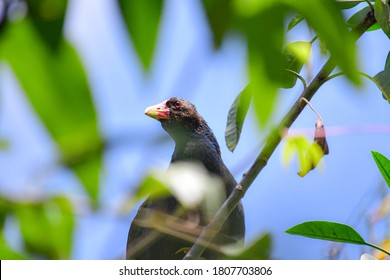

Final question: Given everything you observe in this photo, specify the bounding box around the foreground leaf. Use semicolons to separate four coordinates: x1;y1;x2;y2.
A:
374;0;390;39
26;0;68;50
0;20;102;205
286;221;366;245
15;196;74;259
0;235;27;260
202;0;233;47
372;151;390;188
118;0;163;70
336;0;365;10
225;87;252;152
223;233;272;260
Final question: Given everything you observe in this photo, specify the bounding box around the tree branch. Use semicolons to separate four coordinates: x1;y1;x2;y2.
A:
183;10;377;260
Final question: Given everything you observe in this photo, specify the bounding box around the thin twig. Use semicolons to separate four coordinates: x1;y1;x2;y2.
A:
184;10;377;260
300;97;323;123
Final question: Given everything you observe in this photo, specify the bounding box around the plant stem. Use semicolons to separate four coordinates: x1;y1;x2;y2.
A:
366;242;390;257
184;10;377;260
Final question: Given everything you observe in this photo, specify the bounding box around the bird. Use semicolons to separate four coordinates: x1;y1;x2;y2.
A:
126;97;245;259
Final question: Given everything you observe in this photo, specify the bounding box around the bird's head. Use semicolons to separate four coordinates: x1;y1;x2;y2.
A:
144;97;207;142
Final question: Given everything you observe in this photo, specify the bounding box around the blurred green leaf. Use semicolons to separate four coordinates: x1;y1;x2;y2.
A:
0;235;27;260
129;162;225;220
281;41;311;88
202;0;233;47
0;19;102;204
347;6;380;31
0;138;10;150
15;196;74;259
287;14;304;31
118;0;163;70
225;87;252;152
232;0;360;84
134;173;171;203
223;233;272;260
286;221;366;244
239;6;286;85
374;0;390;38
0;19;102;205
372;151;390;188
336;0;365;10
26;0;68;51
250;52;278;126
288;0;360;84
372;69;390;102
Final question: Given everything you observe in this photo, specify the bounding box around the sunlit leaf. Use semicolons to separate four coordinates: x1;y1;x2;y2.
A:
133;163;224;215
223;233;272;260
15;196;74;259
347;6;380;31
26;0;68;50
118;0;163;70
225;87;252;152
372;151;390;188
286;220;366;245
282;136;325;177
0;19;102;205
281;41;311;88
374;0;390;39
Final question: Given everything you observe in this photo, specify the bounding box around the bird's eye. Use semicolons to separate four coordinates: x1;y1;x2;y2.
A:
173;100;181;109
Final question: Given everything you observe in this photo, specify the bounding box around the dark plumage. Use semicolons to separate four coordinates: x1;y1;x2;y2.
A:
126;97;245;259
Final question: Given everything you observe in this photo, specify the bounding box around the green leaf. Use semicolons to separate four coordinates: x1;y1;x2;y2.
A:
287;14;304;31
225;87;252;152
347;6;381;31
250;52;278;126
0;19;102;205
0;138;10;151
286;221;366;245
288;0;360;84
385;51;390;70
202;0;233;47
26;0;68;51
336;0;365;10
372;69;390;102
282;136;325;177
372;151;390;188
118;0;163;70
132;162;224;213
375;0;390;39
281;41;311;88
15;196;75;259
0;235;27;260
223;233;272;260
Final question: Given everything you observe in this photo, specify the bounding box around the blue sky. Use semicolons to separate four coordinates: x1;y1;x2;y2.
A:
1;0;389;259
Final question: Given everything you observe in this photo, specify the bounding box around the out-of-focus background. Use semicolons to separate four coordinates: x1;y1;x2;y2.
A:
0;0;389;260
